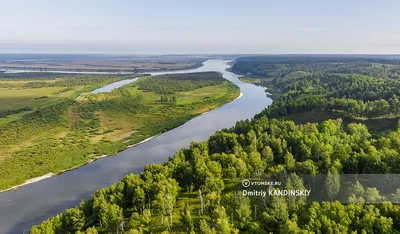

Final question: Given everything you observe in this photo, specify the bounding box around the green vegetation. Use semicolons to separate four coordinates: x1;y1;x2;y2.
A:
233;56;400;134
0;72;239;190
31;117;400;233
232;56;400;79
0;73;137;124
31;56;400;234
238;77;263;85
137;72;226;94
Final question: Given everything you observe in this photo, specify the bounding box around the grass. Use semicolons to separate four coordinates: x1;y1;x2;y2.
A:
0;87;66;110
0;74;136;124
176;82;235;104
91;111;140;143
83;81;239;143
0;79;58;84
357;117;400;136
0;111;34;125
0;86;85;125
238;77;263;84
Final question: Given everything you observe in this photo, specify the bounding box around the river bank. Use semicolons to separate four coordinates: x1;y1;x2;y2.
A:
0;59;272;234
0;173;55;194
0;135;158;194
0;88;242;194
235;92;243;100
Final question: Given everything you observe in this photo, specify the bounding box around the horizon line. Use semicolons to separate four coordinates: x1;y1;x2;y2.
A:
1;53;400;56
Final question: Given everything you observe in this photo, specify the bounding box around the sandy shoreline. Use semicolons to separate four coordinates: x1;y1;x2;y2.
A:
127;136;156;148
235;92;243;100
0;173;55;194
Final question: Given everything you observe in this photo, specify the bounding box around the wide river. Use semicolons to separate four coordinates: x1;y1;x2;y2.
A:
0;59;272;234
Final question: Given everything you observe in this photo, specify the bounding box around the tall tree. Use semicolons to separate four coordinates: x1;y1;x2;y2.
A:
325;166;341;201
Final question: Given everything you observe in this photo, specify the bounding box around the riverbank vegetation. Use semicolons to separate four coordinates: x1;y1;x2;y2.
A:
238;77;263;85
137;72;227;94
31;56;400;233
0;72;239;190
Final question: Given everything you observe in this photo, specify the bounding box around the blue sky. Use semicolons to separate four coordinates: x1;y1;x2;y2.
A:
1;0;399;54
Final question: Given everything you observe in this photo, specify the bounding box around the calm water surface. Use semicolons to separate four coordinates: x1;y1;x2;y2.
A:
0;59;272;233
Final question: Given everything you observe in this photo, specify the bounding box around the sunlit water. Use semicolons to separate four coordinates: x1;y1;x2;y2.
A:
0;59;272;234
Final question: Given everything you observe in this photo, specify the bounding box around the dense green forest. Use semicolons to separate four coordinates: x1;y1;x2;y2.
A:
232;56;400;79
31;57;400;233
31;117;400;234
233;56;400;135
0;72;239;190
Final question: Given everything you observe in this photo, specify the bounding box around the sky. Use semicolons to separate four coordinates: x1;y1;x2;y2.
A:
1;0;400;54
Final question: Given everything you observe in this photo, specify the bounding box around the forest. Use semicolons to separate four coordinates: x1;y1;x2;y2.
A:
0;72;239;191
233;56;400;134
30;116;400;234
232;56;400;79
30;56;400;233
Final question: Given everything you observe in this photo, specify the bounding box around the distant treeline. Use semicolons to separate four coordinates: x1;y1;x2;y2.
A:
256;72;400;120
137;71;225;94
232;56;400;79
0;72;71;80
0;74;140;89
232;56;400;122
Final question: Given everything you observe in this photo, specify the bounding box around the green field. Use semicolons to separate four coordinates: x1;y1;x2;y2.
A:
238;77;263;84
0;87;73;110
77;79;238;144
0;72;239;190
0;73;135;125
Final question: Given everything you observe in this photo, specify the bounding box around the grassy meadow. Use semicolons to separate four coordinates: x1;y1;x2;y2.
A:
238;77;263;84
0;72;239;190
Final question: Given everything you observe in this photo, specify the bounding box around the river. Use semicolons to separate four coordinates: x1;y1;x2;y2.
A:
0;59;272;234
